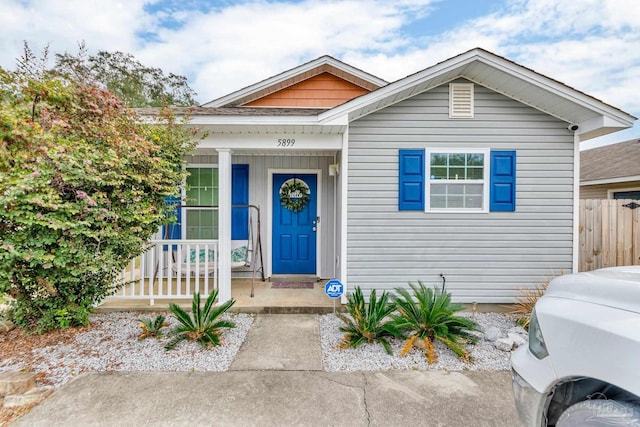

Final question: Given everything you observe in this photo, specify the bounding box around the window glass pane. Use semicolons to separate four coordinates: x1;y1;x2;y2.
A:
449;153;465;166
467;167;483;180
200;188;213;206
431;184;446;195
447;184;464;195
186;169;198;187
431;153;447;166
466;195;483;209
448;196;464;208
467;153;484;166
185;209;219;239
466;183;483;195
200;168;213;186
431;167;447;180
450;167;465;180
431;195;446;208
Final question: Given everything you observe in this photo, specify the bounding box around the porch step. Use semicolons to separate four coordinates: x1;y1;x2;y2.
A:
231;306;343;315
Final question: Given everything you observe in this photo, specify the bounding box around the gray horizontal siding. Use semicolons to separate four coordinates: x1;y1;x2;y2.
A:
347;80;574;303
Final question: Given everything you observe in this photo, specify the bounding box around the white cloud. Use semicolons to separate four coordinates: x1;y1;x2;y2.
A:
0;0;638;146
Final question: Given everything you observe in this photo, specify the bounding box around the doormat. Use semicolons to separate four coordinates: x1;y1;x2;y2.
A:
271;281;314;289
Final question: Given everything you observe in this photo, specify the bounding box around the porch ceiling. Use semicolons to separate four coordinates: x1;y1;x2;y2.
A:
190;148;338;156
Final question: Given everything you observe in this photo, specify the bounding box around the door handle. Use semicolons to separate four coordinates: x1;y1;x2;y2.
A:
312;226;317;232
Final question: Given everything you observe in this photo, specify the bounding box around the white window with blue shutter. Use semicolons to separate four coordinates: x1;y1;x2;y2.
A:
398;149;516;212
163;164;251;241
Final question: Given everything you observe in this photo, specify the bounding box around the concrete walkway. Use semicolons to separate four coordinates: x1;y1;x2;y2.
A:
14;314;522;427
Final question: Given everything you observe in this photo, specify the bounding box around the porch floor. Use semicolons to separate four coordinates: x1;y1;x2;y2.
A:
96;278;338;313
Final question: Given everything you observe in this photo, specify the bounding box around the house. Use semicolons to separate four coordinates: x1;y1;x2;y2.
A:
580;139;640;199
136;48;636;305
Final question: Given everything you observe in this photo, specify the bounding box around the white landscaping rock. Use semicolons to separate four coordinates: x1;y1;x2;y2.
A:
508;333;527;348
0;312;254;389
495;337;514;352
320;312;523;372
483;326;502;342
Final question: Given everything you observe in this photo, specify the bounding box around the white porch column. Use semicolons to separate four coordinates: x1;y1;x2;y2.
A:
340;128;349;304
217;148;232;303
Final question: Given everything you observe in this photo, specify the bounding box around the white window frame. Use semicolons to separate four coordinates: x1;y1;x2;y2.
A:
425;148;490;213
183;164;219;240
607;186;640;199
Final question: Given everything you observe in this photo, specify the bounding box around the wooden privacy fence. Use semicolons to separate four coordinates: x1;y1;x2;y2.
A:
579;199;640;272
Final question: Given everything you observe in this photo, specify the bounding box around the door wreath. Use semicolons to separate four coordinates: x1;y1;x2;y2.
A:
279;179;310;212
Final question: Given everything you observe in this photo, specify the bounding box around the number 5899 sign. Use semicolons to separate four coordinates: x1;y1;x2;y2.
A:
277;138;295;147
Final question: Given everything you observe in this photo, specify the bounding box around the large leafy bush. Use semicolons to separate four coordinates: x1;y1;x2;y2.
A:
0;46;197;332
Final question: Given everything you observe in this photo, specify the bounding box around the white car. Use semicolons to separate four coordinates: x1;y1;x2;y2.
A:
511;266;640;426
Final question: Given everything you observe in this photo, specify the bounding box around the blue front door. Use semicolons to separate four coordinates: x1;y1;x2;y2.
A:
273;173;317;274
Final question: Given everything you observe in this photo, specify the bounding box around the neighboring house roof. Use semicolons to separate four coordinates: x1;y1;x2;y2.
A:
201;55;388;108
144;48;635;141
581;139;640;185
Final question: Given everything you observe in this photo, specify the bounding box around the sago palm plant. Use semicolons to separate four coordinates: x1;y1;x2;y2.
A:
138;314;169;340
390;281;478;364
337;287;399;355
165;291;236;351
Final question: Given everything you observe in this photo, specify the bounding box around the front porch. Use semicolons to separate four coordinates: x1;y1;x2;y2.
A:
98;278;334;313
101;239;335;312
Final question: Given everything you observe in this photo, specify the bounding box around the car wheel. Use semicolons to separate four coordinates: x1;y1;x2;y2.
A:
556;399;640;426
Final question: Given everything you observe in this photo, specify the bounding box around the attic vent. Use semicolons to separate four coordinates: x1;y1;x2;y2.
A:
449;83;474;118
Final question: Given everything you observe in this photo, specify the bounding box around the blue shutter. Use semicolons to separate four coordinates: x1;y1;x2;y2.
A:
398;149;425;211
232;164;249;240
490;150;516;212
162;195;181;250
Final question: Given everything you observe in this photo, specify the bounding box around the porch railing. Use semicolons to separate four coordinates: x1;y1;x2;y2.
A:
110;239;218;305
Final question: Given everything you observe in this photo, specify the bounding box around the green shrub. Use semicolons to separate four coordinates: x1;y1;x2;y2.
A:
390;281;478;364
165;291;236;351
337;287;399;355
138;314;169;340
0;45;197;332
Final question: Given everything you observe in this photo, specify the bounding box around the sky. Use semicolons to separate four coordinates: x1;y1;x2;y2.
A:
1;0;639;149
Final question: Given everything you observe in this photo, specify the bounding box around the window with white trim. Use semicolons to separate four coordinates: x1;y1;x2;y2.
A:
426;149;489;212
185;167;219;239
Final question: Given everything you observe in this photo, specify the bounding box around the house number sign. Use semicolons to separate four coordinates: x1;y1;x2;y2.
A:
276;138;296;147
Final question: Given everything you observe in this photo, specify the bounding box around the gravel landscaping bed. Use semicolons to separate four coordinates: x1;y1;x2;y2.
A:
0;312;254;389
1;311;525;390
320;312;526;372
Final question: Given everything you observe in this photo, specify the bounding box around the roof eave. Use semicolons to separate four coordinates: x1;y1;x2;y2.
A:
201;55;388;108
581;175;640;186
318;48;636;138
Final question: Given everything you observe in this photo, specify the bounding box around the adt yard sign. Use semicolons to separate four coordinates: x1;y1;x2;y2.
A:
325;279;344;299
